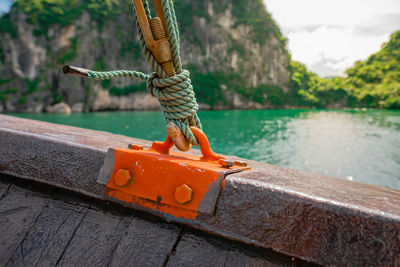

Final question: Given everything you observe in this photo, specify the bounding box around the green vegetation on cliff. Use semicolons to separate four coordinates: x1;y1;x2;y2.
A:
288;61;349;108
234;0;285;44
0;0;122;37
174;0;285;44
0;0;398;111
0;13;17;38
0;0;292;111
290;31;400;108
342;31;400;108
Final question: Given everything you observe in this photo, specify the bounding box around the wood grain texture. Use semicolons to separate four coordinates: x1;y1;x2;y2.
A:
55;208;128;266
0;174;309;267
109;215;181;267
2;115;399;265
6;195;88;266
166;231;303;267
0;179;9;199
0;184;51;266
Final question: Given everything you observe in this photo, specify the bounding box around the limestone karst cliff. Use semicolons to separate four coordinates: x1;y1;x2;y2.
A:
0;0;291;112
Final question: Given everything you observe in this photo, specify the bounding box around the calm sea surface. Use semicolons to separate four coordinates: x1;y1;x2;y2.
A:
10;109;400;190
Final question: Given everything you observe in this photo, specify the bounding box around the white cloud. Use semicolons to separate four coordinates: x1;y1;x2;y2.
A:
287;26;389;76
265;0;400;76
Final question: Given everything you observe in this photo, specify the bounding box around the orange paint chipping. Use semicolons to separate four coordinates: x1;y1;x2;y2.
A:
105;127;250;220
106;148;229;219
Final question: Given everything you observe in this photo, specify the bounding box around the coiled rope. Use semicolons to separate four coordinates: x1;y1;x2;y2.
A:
86;0;201;146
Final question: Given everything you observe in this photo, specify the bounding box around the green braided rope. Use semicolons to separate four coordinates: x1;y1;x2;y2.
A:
143;0;152;19
87;69;202;145
88;70;149;81
161;0;182;72
86;0;202;146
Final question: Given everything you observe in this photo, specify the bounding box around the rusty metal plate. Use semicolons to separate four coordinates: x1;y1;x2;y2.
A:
99;147;249;220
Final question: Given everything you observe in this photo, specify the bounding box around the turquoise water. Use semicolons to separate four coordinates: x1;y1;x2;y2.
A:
10;109;400;190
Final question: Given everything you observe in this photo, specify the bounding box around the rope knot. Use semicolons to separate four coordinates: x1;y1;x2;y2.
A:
146;70;201;145
85;0;203;148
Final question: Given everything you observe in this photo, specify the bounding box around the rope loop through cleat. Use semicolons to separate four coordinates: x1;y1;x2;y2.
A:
146;70;201;147
63;0;205;151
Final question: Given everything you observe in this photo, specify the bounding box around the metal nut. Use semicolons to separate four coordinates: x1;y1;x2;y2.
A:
114;169;133;187
218;159;235;168
175;184;193;204
234;160;248;167
128;144;144;150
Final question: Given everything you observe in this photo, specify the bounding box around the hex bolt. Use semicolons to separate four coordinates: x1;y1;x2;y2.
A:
234;160;248;167
218;159;235;168
128;144;144;150
175;184;193;204
114;169;133;187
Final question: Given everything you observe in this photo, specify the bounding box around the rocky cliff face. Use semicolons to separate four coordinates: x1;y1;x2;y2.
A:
0;0;291;112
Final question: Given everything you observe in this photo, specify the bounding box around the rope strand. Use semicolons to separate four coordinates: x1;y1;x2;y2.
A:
85;0;202;146
86;68;201;145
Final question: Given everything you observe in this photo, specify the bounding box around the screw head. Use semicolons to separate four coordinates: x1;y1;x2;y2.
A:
114;169;132;187
175;184;193;204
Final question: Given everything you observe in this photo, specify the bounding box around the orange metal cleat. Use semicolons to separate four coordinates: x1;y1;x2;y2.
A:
97;127;250;220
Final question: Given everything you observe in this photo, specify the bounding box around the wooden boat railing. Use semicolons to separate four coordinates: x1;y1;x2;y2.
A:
0;114;399;266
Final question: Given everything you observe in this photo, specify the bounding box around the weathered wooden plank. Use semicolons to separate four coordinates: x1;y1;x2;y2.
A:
109;215;181;266
56;206;129;266
0;174;314;266
2;114;400;266
166;232;228;267
0;184;51;266
0;127;108;197
166;232;302;267
224;242;312;267
0;115;150;199
203;166;400;266
0;179;10;199
225;249;285;267
6;193;88;267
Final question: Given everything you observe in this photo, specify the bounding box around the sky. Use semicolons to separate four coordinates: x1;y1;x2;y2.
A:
1;0;399;77
265;0;400;77
0;0;11;15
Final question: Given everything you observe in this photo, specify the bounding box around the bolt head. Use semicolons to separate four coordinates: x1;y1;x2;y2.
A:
128;144;144;150
234;160;248;167
114;169;132;187
175;184;193;204
218;159;235;168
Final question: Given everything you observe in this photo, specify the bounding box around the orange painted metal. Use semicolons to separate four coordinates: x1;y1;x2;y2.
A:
105;127;250;220
114;169;132;187
175;184;193;204
190;127;225;161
